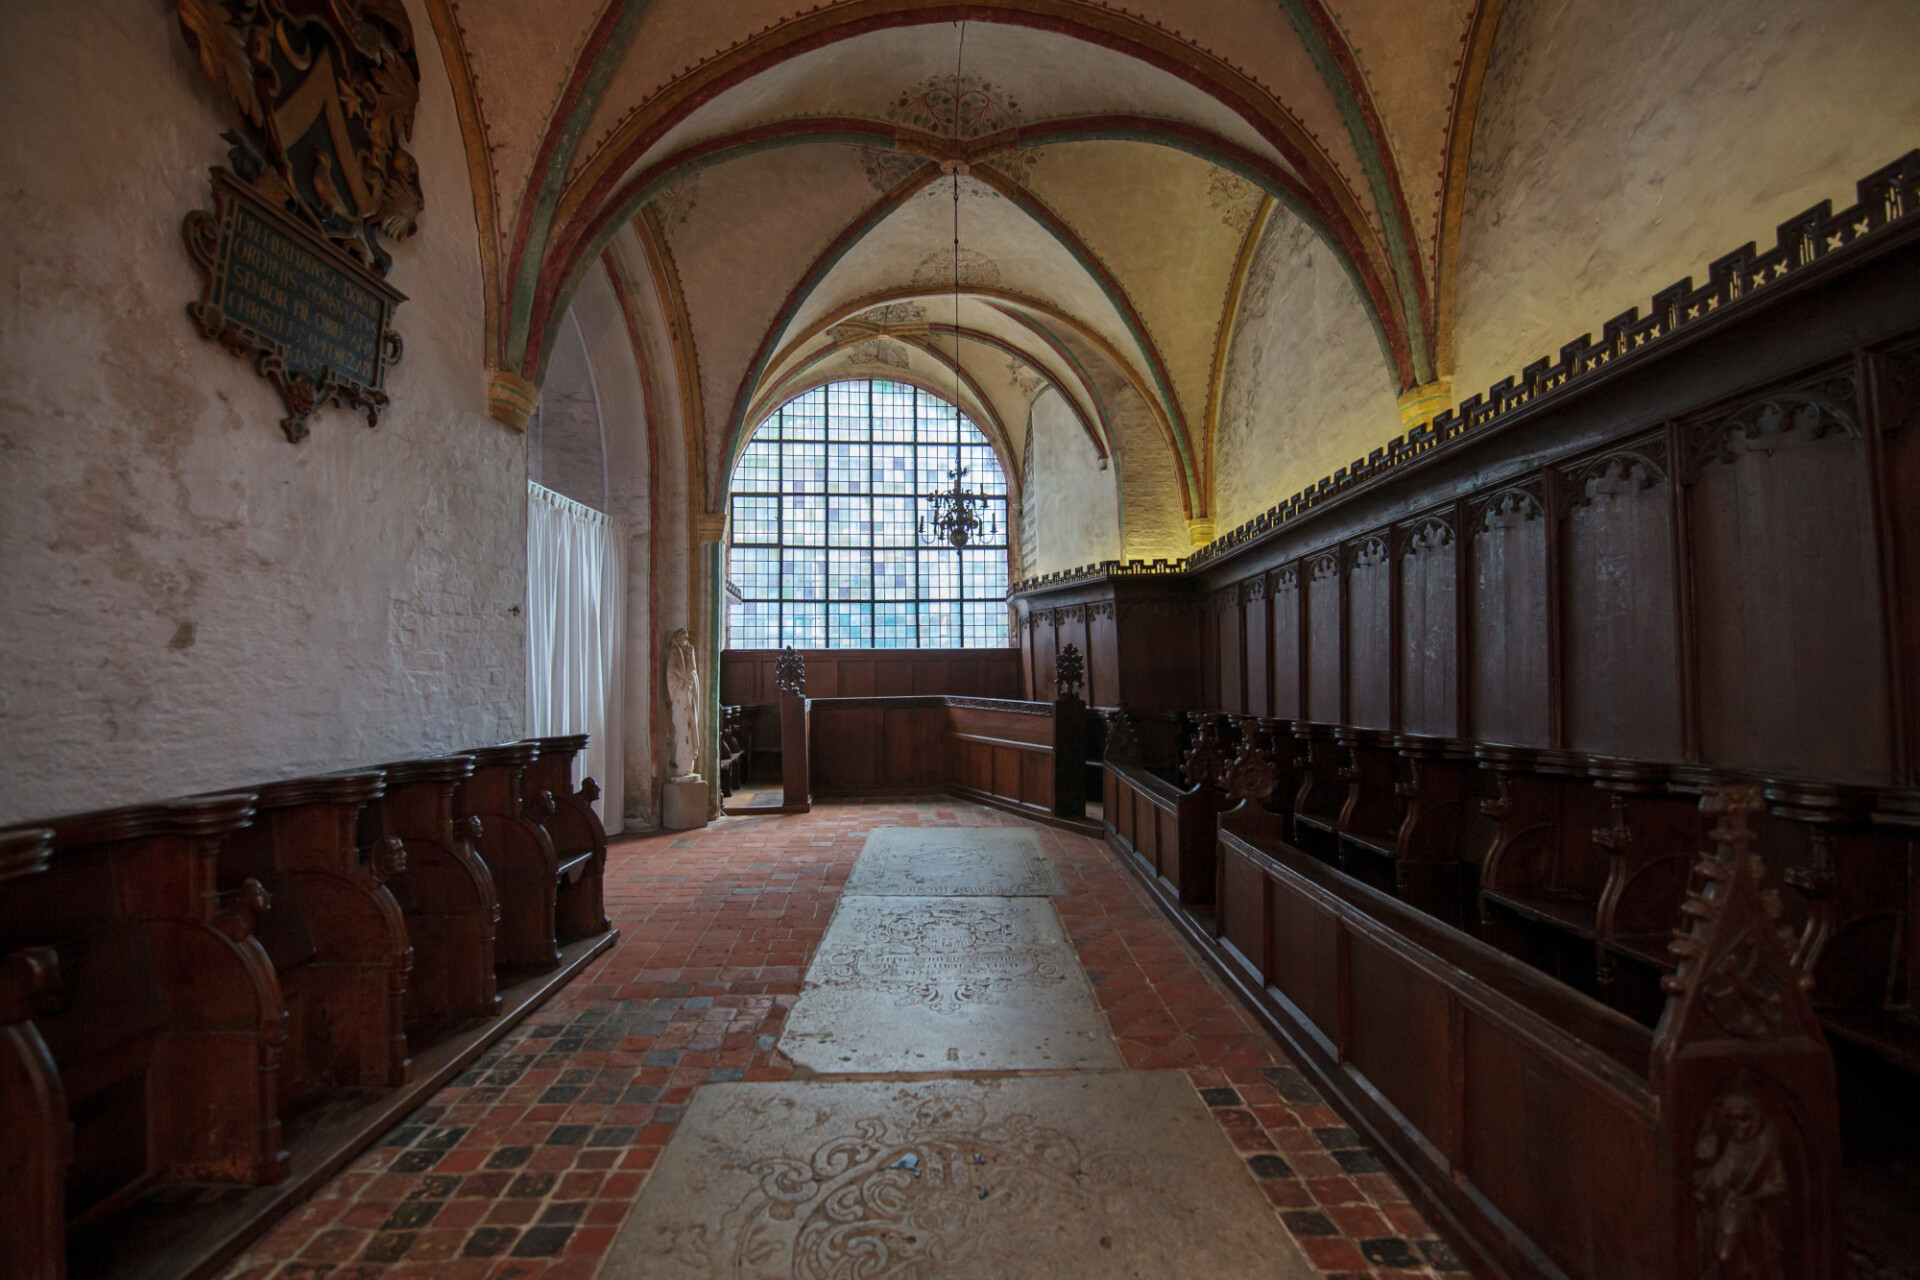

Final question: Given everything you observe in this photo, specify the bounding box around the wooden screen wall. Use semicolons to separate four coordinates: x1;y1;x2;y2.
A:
1192;347;1920;787
720;648;1022;704
807;696;1055;819
1017;589;1201;710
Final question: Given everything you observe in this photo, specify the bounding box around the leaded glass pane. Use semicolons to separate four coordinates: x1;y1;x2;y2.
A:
727;378;1012;649
781;549;824;601
874;550;915;600
918;549;960;600
782;603;826;647
917;600;961;646
781;494;825;546
829;602;872;648
731;495;778;543
828;496;870;544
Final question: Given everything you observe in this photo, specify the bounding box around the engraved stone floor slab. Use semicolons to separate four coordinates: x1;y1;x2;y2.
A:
780;895;1121;1073
842;825;1065;897
601;1073;1316;1280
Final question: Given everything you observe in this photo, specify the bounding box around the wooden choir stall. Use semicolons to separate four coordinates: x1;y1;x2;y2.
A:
0;737;618;1280
1027;153;1920;1280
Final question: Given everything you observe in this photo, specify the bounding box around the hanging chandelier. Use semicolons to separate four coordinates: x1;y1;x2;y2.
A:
920;462;997;547
917;20;993;554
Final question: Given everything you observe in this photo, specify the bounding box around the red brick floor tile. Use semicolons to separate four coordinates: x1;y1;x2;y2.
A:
216;801;1452;1280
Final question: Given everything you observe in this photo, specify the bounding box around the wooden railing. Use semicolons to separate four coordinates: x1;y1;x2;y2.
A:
806;694;1088;823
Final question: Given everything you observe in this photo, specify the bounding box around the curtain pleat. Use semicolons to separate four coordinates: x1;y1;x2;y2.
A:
526;481;626;833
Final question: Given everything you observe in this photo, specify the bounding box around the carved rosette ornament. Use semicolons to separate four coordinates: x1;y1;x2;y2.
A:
176;0;419;442
775;646;807;696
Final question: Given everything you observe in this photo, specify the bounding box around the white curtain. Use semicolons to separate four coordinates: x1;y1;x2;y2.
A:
527;481;626;833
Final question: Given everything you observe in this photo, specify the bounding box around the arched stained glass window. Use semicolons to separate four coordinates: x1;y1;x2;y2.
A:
727;380;1010;649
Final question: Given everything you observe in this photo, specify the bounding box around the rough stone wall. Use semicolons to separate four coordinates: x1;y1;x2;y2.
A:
1452;0;1920;399
1022;388;1121;575
1213;206;1400;532
0;0;524;820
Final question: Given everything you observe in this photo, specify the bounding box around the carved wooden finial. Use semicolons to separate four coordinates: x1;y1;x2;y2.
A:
1659;786;1806;1026
1054;644;1084;701
776;645;807;695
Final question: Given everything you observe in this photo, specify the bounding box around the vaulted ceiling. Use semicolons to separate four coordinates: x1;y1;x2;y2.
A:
424;0;1501;524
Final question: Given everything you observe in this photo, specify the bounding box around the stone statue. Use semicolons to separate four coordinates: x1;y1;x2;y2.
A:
667;628;700;780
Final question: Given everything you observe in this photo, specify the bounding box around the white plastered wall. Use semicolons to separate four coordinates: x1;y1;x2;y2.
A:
0;0;524;819
1213;206;1399;532
1452;0;1920;400
1022;387;1121;574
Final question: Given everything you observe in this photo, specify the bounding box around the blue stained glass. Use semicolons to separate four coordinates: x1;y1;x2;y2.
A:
725;379;1012;650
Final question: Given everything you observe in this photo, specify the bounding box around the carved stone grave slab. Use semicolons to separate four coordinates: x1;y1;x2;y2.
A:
842;826;1065;897
600;1074;1315;1280
781;895;1119;1073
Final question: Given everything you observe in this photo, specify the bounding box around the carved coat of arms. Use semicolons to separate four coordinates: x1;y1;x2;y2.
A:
176;0;420;440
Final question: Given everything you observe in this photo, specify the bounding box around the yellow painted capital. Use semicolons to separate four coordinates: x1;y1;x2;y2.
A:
1396;378;1454;431
1187;519;1216;548
694;511;729;543
488;370;539;432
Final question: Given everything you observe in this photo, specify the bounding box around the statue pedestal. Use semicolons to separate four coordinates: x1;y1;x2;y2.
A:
662;777;709;831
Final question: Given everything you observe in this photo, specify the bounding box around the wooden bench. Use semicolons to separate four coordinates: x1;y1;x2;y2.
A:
1210;787;1840;1278
520;734;611;943
219;772;413;1103
455;743;564;973
0;793;286;1232
2;827;64;1280
362;753;500;1042
0;740;620;1280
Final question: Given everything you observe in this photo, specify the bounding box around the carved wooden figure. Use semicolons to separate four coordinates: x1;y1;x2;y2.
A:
455;744;562;973
1;828;66;1280
521;734;613;942
363;754;500;1041
1653;787;1841;1280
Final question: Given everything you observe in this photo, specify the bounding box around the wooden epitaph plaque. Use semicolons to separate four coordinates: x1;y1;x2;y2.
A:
185;170;405;442
174;0;422;441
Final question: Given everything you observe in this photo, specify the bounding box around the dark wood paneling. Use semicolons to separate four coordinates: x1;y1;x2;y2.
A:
1272;566;1303;719
1307;552;1343;723
1685;371;1892;781
1347;535;1392;729
1245;579;1272;717
1560;440;1682;759
1216;589;1245;714
719;649;1021;706
1088;602;1120;708
1468;485;1550;746
1396;514;1458;738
